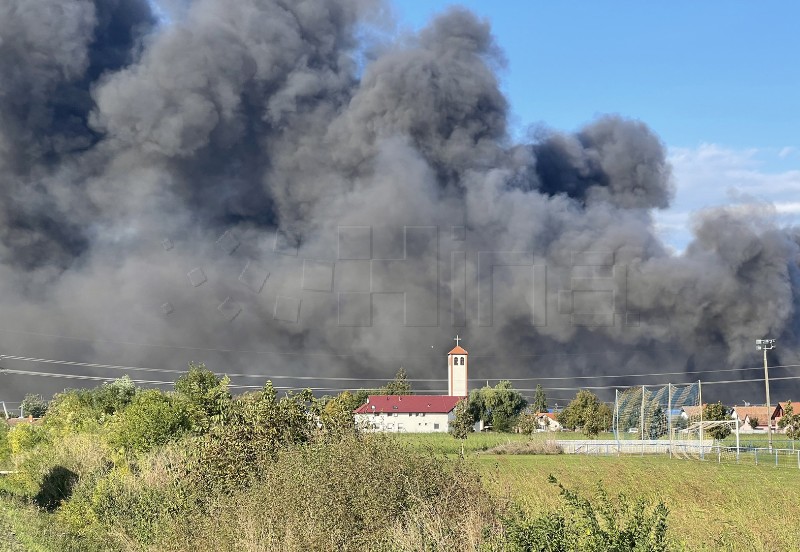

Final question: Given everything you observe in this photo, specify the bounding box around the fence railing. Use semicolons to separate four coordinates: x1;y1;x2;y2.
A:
556;440;800;469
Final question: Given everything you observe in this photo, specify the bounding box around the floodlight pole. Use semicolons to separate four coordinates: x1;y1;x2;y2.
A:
756;339;776;451
668;383;672;458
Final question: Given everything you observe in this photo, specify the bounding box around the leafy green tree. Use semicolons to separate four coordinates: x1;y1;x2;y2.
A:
515;410;539;435
21;393;48;417
107;389;191;455
189;382;317;490
748;416;759;429
778;401;800;440
380;368;412;395
174;362;231;433
316;391;357;434
467;380;527;432
648;406;668;439
532;384;548;414
558;390;612;438
448;399;473;455
91;375;136;414
702;402;731;440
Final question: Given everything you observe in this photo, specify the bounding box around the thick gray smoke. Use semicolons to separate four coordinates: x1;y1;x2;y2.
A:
0;0;798;404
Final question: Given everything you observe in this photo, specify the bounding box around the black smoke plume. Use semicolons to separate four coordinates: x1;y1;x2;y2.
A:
0;0;797;404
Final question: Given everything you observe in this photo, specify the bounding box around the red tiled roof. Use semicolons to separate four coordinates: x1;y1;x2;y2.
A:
354;395;463;414
777;401;800;415
448;346;468;355
5;417;42;427
732;405;779;421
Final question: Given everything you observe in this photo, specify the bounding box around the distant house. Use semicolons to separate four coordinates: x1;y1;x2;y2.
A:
354;395;463;433
536;412;562;432
680;405;706;421
731;405;781;433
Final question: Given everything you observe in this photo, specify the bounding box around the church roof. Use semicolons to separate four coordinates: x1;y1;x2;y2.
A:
353;395;463;414
448;345;468;355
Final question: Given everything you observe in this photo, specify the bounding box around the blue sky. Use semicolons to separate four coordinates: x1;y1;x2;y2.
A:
395;1;800;250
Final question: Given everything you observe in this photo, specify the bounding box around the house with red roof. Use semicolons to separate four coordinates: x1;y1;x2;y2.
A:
354;395;463;433
353;336;470;433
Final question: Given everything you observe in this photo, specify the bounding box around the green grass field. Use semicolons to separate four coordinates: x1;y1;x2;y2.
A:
473;454;800;551
397;432;800;551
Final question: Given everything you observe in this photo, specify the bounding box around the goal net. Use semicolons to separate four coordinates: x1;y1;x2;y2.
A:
613;382;702;448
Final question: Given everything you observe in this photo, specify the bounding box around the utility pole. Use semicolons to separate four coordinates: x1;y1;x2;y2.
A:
756;339;777;451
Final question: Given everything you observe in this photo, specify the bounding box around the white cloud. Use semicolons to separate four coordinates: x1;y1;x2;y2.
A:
655;144;800;252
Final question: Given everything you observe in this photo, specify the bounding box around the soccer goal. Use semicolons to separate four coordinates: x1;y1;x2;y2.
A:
613;381;702;447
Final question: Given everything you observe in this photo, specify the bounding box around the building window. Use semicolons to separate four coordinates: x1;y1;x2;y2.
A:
461;357;465;365
434;423;440;430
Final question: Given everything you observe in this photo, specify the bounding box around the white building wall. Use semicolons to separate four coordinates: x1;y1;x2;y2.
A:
355;412;452;433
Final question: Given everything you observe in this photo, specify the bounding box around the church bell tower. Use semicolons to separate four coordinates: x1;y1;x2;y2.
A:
447;335;468;397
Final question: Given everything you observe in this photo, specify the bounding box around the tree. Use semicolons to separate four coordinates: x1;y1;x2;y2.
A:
702;402;731;440
175;362;232;432
317;391;357;434
381;368;412;395
558;390;612;438
749;416;759;429
467;380;527;432
532;384;547;414
515;410;539;435
648;406;668;439
107;389;191;454
91;375;136;414
21;394;48;418
778;401;800;440
449;399;473;455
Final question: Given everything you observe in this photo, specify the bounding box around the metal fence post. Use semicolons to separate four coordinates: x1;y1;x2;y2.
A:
755;449;758;466
775;449;779;467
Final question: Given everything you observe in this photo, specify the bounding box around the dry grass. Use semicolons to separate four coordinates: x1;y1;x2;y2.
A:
481;439;563;455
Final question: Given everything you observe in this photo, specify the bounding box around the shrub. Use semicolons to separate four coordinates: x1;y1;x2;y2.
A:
10;431;110;504
57;443;193;551
186;383;317;491
174;363;231;434
500;476;672;551
165;434;499;551
7;422;49;456
21;393;48;417
106;389;190;455
0;420;10;464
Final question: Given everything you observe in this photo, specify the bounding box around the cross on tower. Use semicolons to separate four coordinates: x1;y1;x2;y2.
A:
454;334;461;346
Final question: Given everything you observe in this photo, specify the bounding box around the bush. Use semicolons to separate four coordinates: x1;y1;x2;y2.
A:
174;363;231;434
7;423;49;456
165;434;499;551
0;421;10;464
500;476;671;551
21;393;48;417
106;389;191;455
9;431;110;505
57;442;193;551
186;383;317;491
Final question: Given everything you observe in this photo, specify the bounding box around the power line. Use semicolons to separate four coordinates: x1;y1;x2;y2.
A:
0;354;443;382
0;326;731;360
3;352;798;384
0;368;394;393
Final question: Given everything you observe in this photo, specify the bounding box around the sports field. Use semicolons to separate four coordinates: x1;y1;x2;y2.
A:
400;433;800;551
